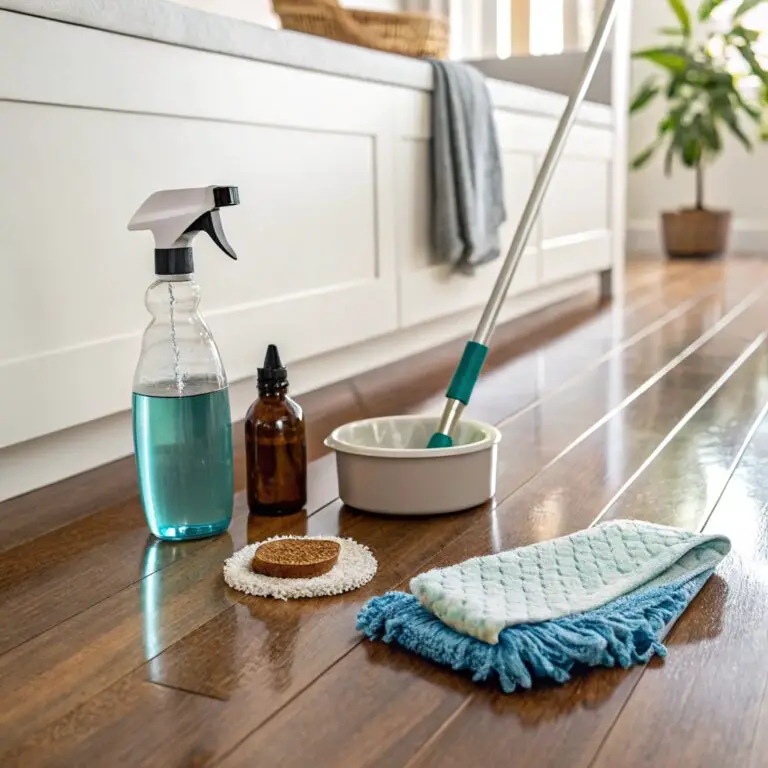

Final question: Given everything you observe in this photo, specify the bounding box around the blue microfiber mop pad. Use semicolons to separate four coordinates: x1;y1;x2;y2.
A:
356;520;730;693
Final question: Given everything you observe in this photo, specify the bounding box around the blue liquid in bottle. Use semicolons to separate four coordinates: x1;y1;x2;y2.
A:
133;381;233;540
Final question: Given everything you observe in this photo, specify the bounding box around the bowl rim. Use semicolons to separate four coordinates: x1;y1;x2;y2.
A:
324;414;501;459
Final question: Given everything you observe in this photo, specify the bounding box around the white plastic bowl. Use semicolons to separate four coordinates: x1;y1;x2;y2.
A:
324;415;501;515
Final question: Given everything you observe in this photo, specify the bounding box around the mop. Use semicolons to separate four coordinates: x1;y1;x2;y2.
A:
357;521;731;692
356;1;732;692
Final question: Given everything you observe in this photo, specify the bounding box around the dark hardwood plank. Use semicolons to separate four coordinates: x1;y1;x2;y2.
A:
590;415;768;767
0;263;737;658
622;260;691;296
210;301;768;768
1;671;217;768
0;435;348;659
483;281;766;505
0;500;485;761
0;457;139;555
5;269;764;765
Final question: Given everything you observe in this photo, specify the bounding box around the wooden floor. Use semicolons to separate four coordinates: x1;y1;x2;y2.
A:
3;258;768;767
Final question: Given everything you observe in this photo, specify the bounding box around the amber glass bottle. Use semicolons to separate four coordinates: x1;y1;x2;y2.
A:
245;345;307;515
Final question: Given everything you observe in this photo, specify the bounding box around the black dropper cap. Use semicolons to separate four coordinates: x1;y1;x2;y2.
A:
258;344;288;388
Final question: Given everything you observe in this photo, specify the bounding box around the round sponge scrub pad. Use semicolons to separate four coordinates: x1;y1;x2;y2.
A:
223;535;377;600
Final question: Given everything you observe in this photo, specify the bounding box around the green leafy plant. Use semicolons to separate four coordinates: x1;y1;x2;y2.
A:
630;0;768;210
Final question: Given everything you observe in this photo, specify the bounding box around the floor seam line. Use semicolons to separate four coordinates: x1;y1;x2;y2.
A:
694;397;768;536
589;329;768;528
492;280;743;434
403;695;475;768
585;366;768;767
209;639;366;766
146;678;229;703
539;286;766;473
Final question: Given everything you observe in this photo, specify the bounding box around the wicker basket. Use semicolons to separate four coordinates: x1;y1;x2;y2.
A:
271;0;449;59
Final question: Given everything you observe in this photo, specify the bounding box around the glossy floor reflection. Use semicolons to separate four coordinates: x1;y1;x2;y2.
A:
2;258;768;767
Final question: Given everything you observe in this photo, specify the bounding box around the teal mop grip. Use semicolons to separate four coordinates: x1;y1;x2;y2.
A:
427;432;453;449
446;341;488;405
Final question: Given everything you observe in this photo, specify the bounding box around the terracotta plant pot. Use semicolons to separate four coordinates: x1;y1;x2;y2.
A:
661;208;731;259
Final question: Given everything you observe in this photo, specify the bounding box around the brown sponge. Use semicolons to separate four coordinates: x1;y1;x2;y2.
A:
251;538;341;579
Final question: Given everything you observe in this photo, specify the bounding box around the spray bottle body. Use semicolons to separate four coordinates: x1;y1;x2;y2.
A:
132;275;233;540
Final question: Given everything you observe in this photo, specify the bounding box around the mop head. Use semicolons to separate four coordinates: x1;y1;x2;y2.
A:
224;535;377;600
356;521;730;693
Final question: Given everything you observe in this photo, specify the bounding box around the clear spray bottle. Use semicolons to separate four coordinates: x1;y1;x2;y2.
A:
128;185;240;541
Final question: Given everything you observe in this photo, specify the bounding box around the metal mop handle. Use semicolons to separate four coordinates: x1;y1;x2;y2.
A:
429;0;621;447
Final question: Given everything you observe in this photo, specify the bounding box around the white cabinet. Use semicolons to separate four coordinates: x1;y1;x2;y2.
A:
0;14;400;449
540;130;613;285
0;10;616;499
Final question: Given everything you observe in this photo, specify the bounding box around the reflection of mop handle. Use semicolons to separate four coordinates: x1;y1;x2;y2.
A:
429;0;622;448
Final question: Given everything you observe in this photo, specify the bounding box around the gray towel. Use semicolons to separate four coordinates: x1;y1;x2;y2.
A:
430;61;506;274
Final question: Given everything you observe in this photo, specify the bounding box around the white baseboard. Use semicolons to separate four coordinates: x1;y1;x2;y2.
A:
627;218;768;256
0;273;598;503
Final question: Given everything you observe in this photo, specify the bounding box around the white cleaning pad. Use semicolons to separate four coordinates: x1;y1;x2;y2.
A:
410;520;731;643
223;535;378;600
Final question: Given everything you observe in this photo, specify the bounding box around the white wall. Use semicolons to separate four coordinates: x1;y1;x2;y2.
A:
469;50;613;104
628;0;768;253
170;0;404;29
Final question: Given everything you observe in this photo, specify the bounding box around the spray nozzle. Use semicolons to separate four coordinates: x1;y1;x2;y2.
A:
128;185;240;275
184;210;238;261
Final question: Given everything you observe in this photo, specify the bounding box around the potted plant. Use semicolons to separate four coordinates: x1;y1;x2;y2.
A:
630;0;768;258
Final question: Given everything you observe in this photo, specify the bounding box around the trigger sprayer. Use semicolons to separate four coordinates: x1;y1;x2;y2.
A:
128;185;240;541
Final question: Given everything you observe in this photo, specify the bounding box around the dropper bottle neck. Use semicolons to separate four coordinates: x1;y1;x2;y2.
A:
258;381;289;399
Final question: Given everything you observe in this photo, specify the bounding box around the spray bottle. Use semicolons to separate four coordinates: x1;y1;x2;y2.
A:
128;185;240;541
